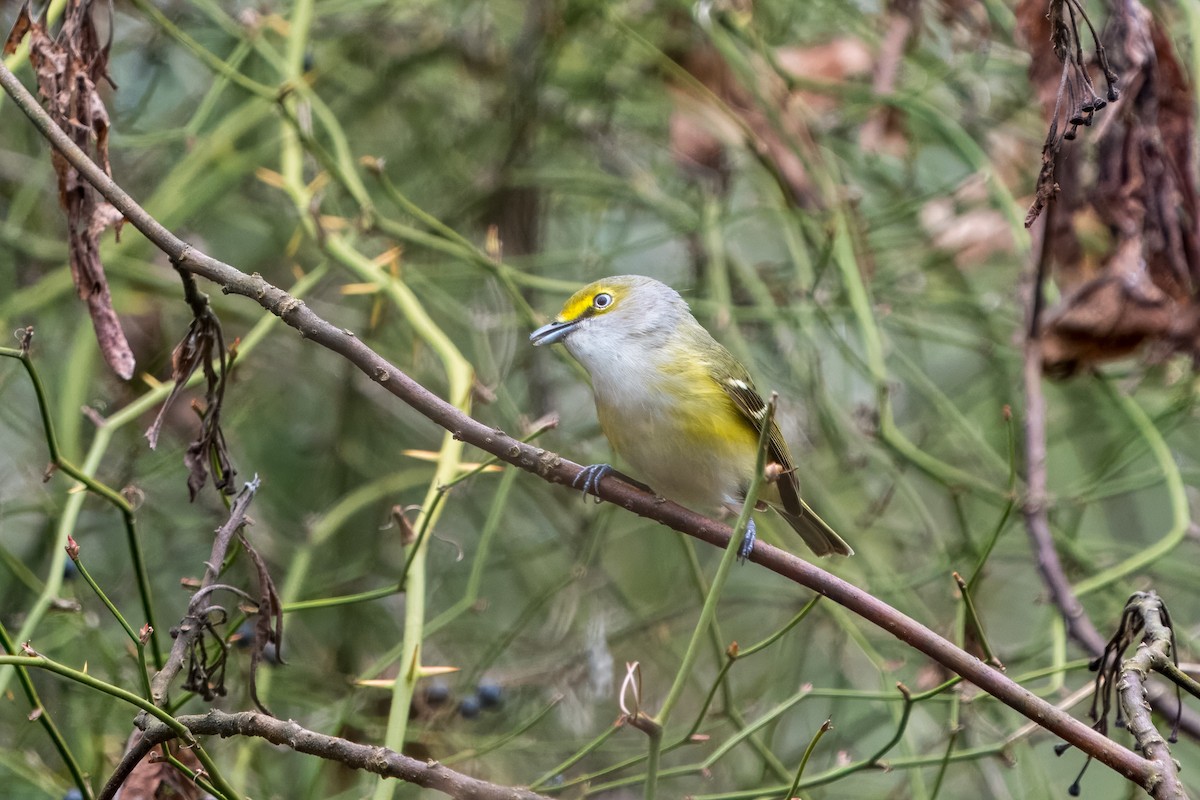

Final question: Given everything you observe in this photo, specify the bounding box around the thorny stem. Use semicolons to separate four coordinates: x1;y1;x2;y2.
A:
0;654;243;800
68;546;155;702
0;621;93;800
0;339;163;668
784;718;834;800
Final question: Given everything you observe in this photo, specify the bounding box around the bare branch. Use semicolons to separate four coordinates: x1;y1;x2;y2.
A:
1108;593;1188;799
149;478;260;708
99;709;552;800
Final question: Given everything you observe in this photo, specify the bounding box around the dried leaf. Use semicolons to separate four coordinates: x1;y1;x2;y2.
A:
919;179;1017;268
1020;0;1200;373
2;6;32;55
147;272;236;500
1042;237;1175;374
145;315;215;450
1018;0;1119;231
239;531;283;716
7;1;134;379
117;732;204;800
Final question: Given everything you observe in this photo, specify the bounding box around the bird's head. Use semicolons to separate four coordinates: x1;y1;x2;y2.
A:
529;275;689;359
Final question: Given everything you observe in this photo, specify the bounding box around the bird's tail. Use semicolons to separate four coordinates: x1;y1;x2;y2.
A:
776;499;854;557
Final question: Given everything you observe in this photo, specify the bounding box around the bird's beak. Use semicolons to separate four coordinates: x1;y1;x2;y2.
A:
530;319;577;346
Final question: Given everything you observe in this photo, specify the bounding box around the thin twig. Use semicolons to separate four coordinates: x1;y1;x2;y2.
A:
149;477;260;708
1021;209;1105;650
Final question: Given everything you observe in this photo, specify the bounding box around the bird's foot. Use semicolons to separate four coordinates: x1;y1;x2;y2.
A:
737;519;757;564
573;463;613;504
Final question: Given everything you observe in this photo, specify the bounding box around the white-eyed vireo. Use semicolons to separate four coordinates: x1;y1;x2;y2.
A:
530;274;853;557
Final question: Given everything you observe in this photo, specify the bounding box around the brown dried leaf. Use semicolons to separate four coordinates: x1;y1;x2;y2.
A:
1021;0;1200;373
145;316;216;450
147;276;236;499
1018;0;1120;232
2;5;32;55
239;531;284;716
117;733;204;800
1041;237;1175;374
9;1;134;379
919;178;1016;268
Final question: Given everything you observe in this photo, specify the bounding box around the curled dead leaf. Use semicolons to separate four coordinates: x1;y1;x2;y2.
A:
1019;0;1200;373
6;2;135;380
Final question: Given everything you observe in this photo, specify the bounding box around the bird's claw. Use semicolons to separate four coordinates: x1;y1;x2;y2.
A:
573;463;613;504
737;519;757;564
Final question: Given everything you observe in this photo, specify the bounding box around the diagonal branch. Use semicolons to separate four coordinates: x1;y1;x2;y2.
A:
0;59;1169;794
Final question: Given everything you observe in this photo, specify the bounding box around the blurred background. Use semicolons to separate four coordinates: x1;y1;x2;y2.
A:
2;0;1199;798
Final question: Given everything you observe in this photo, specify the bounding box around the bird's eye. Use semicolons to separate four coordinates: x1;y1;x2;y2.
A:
592;292;613;310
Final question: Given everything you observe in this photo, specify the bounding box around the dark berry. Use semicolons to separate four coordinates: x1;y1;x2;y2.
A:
477;681;503;709
424;680;450;705
459;695;481;719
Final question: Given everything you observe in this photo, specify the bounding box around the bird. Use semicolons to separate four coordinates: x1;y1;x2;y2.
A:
530;274;852;558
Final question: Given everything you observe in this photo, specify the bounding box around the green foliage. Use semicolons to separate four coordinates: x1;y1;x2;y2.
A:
1;0;1198;798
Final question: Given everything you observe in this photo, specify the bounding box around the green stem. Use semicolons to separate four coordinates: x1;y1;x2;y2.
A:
699;685;811;769
426;467;517;634
0;655;188;736
1072;379;1190;596
0;347;134;512
71;554;154;700
645;397;779;798
441;696;561;765
0;655;245;800
0;346;163;670
928;729;960;800
315;174;475;800
828;217;1002;498
529;726;622;790
953;572;1002;668
370;172;539;324
782;719;833;800
125;0;275;98
0;622;93;800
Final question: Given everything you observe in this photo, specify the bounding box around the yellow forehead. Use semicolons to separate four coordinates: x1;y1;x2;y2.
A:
557;280;628;322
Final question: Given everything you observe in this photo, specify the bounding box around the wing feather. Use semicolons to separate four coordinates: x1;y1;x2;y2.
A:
718;375;803;512
718;373;854;556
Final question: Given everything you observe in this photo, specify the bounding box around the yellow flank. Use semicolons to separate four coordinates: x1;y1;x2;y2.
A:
665;357;756;451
